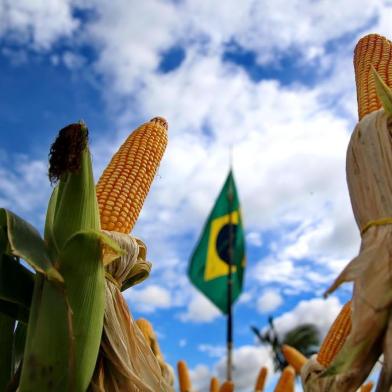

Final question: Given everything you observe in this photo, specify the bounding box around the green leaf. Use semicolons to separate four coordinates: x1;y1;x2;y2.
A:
0;209;62;283
372;65;392;115
0;313;15;391
44;186;60;259
0;254;34;311
13;321;27;372
58;230;107;392
19;275;71;392
0;298;30;322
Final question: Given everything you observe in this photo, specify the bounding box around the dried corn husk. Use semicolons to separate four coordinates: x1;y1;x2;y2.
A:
305;109;392;391
89;231;173;392
136;318;175;386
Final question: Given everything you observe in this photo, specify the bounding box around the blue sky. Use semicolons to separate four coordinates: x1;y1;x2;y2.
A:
1;1;392;391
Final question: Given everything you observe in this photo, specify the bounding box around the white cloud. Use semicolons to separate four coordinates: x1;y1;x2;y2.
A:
246;231;263;247
0;0;79;49
274;296;344;340
125;284;172;313
257;290;283;314
190;345;274;392
179;292;221;323
62;51;86;69
0;153;51;228
2;3;392;376
189;364;211;392
178;339;187;348
198;344;226;359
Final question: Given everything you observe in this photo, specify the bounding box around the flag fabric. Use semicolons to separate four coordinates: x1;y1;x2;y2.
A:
188;170;246;314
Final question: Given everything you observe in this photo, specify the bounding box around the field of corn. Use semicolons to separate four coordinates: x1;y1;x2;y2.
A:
2;32;392;392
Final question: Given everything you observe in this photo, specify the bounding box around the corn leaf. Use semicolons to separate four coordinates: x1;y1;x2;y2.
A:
0;209;62;283
0;255;34;312
13;321;27;372
0;313;15;391
372;65;392;115
58;230;107;392
19;275;71;392
44;186;60;260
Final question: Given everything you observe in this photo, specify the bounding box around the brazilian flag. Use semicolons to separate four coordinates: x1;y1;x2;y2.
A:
188;170;246;314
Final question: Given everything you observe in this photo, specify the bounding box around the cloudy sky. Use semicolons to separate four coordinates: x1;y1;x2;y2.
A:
1;1;391;391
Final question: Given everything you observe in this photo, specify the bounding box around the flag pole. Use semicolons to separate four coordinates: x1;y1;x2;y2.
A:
227;146;234;381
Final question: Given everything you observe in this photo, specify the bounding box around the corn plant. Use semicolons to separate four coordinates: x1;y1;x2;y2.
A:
0;123;120;392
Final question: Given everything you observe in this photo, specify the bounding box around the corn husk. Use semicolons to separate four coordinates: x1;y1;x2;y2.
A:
10;123;121;391
89;231;173;392
309;108;392;391
0;313;15;391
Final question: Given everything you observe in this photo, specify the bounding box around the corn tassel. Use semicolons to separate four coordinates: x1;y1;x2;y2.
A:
96;117;168;233
178;360;192;392
273;365;295;392
254;366;268;391
282;345;307;373
219;380;234;392
317;300;352;367
354;34;392;120
210;376;220;392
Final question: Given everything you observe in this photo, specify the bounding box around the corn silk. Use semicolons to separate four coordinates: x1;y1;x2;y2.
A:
302;109;392;391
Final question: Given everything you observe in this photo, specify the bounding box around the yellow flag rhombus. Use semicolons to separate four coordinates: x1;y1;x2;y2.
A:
204;211;239;281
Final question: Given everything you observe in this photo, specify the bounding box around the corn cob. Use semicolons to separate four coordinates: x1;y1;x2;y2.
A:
360;381;374;392
96;117;168;233
282;345;307;373
219;380;234;392
210;376;220;392
254;366;268;391
273;365;295;392
317;300;352;367
354;34;392;120
178;360;192;392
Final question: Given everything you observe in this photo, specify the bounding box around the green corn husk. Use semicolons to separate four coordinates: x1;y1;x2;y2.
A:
0;209;62;283
0;313;15;391
0;227;33;323
13;321;27;374
3;122;121;392
372;66;392;115
19;274;71;392
50;123;101;253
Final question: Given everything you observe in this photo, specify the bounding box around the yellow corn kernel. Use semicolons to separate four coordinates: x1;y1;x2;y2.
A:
177;360;192;392
273;366;295;392
317;300;352;367
282;345;307;373
354;34;392;120
360;381;374;392
219;381;234;392
210;377;220;392
254;366;268;391
96;117;168;233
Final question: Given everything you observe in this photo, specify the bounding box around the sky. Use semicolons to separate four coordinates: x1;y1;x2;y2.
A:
1;1;392;391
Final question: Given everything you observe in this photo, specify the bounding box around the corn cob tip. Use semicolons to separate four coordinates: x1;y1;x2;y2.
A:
354;33;392;120
150;116;168;130
281;344;308;373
